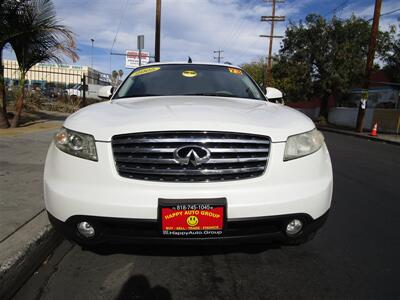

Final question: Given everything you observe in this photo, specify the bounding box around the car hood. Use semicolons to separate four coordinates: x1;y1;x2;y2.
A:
63;96;315;142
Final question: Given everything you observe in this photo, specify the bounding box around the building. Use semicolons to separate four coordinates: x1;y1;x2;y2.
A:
3;59;111;89
339;71;400;109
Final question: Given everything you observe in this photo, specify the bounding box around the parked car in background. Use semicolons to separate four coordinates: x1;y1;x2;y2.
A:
42;87;65;98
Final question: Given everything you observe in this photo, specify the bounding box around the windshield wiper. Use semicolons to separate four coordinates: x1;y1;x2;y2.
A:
115;94;160;99
182;92;239;98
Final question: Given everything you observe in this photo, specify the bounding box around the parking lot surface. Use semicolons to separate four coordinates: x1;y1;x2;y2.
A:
14;132;400;300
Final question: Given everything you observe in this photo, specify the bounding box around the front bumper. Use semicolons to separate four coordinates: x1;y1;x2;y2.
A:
47;210;329;245
44;140;333;223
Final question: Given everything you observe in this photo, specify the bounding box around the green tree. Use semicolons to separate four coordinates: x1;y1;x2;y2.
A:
271;55;314;102
241;57;266;89
272;14;389;118
111;69;124;86
380;21;400;83
9;0;78;127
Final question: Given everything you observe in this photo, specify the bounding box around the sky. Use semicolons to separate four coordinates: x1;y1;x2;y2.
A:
4;0;400;75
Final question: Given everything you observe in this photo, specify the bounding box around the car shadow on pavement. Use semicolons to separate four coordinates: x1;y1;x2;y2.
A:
83;242;282;257
116;274;172;300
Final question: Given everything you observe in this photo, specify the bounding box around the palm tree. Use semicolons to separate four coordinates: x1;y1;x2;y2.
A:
8;0;78;128
0;0;27;128
112;70;118;86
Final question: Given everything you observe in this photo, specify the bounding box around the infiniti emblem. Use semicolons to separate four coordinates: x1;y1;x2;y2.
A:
173;145;211;166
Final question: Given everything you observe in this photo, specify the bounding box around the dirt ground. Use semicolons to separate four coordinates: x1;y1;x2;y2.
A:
0;110;68;137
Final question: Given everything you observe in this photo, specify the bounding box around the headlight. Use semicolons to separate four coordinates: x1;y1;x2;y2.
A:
284;129;324;161
54;127;98;161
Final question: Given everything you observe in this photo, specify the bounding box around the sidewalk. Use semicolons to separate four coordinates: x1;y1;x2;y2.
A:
318;124;400;146
0;119;65;299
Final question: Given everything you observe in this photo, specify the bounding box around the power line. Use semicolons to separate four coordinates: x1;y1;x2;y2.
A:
220;0;258;51
367;7;400;21
227;17;258;51
109;0;131;74
323;0;351;18
228;3;258;43
246;21;265;50
110;0;131;53
380;7;400;17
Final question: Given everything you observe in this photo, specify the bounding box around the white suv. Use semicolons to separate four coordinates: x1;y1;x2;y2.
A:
44;63;333;246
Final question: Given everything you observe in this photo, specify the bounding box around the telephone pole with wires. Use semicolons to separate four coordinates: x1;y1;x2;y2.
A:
213;50;224;63
260;0;285;88
155;0;162;62
355;0;382;132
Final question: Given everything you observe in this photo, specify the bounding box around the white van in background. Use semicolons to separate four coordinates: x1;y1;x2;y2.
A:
65;84;105;100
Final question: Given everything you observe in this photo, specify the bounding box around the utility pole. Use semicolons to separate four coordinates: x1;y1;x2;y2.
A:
138;35;144;67
213;50;224;63
90;38;94;69
81;74;86;108
260;0;285;89
355;0;382;132
155;0;162;62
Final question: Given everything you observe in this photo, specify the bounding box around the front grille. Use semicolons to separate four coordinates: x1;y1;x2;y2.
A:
111;131;270;182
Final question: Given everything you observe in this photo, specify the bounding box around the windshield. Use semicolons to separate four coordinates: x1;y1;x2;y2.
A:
114;64;265;101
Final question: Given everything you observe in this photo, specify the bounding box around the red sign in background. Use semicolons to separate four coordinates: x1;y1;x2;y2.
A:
161;207;224;231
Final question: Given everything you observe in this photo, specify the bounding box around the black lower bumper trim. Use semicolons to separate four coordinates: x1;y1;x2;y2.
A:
47;211;329;245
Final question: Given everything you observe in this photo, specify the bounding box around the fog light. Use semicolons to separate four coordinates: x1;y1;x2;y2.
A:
286;219;303;236
77;221;95;238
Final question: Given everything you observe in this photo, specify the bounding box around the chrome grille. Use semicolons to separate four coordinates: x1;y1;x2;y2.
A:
111;131;270;182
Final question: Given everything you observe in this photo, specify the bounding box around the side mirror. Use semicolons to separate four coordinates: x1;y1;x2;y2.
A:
266;87;284;104
98;85;114;99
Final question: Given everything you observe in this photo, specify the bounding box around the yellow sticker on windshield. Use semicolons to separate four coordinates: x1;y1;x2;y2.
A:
182;70;197;78
131;67;160;77
228;67;243;75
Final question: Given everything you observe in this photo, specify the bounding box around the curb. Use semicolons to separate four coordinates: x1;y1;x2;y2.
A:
318;127;400;146
0;211;62;300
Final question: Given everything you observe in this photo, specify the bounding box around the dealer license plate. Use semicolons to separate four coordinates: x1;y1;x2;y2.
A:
158;198;226;237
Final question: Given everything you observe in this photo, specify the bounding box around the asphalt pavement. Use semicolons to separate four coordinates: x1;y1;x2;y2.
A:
0;129;58;241
13;132;400;300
